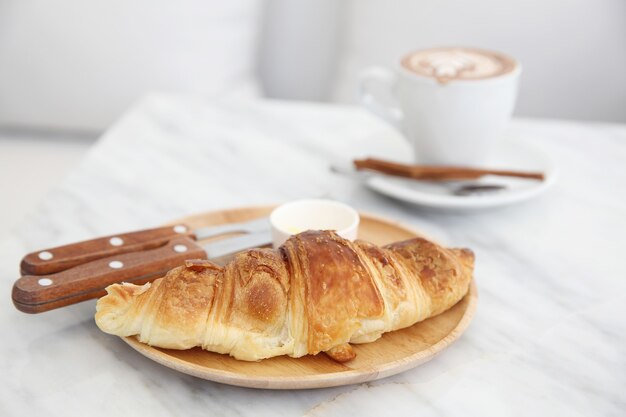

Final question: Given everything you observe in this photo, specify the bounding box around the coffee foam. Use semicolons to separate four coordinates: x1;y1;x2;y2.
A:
401;47;517;83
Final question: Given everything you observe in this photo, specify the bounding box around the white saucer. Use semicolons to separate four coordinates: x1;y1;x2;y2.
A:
365;138;558;210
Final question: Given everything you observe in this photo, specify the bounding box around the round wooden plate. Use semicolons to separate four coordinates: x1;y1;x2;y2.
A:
122;206;478;389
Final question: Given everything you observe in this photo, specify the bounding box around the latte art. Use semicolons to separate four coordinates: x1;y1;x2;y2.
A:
401;48;517;83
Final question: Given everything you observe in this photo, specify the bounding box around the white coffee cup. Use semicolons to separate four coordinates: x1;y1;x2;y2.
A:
358;47;521;166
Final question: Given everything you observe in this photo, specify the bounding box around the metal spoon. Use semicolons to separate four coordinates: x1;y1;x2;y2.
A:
452;184;507;196
330;163;507;197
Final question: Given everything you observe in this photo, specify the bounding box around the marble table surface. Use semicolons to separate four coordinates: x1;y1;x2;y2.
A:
2;93;625;417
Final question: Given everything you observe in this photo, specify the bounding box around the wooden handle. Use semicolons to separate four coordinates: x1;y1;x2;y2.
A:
12;237;206;314
354;158;545;181
20;224;193;275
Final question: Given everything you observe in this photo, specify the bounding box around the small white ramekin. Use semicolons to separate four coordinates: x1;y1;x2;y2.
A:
269;199;360;248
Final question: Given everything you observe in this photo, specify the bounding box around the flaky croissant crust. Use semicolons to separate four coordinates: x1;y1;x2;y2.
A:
96;230;474;362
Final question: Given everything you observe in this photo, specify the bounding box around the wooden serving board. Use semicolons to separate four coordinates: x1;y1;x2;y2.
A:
122;206;477;389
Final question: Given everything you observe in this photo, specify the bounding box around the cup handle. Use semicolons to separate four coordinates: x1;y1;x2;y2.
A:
358;67;404;130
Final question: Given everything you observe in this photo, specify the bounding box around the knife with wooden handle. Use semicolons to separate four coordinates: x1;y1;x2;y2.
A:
20;217;269;275
12;231;272;314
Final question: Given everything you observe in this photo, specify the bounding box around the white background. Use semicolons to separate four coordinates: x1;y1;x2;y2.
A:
0;0;624;130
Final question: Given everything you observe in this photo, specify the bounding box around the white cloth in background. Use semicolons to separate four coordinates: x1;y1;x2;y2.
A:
0;0;264;131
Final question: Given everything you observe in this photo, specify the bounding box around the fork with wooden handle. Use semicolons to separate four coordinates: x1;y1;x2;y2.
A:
354;158;545;181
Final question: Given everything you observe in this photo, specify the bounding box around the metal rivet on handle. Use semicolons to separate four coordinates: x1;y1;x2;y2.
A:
109;237;124;246
109;260;124;269
38;251;53;261
173;225;187;234
38;278;53;286
173;244;188;253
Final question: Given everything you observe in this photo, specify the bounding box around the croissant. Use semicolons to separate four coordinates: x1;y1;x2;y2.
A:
95;230;474;362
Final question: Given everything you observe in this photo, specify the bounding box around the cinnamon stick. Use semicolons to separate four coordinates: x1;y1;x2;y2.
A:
353;158;544;181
